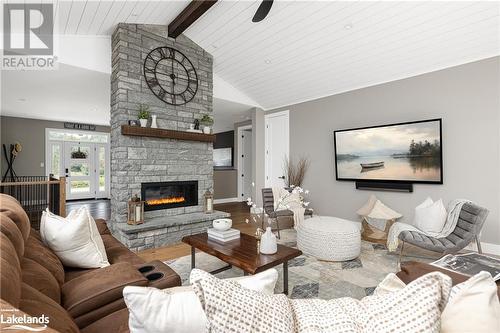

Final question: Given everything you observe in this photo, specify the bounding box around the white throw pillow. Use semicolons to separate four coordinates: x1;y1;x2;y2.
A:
373;273;406;296
40;207;109;268
441;271;500;333
414;198;447;233
356;194;378;216
123;268;279;333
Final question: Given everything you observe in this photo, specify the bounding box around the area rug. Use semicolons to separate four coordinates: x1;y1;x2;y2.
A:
165;229;431;299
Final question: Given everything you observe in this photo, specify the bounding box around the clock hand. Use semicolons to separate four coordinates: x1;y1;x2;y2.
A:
171;59;175;85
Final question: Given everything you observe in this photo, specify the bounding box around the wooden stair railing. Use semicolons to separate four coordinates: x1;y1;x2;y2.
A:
0;175;66;229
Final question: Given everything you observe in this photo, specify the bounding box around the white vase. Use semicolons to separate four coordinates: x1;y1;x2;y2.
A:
151;115;158;128
139;119;147;127
260;227;277;254
203;126;211;134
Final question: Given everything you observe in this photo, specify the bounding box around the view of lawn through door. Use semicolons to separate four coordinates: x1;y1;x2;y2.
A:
46;129;110;200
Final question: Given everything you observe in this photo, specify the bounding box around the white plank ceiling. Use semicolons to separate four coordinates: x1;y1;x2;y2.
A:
15;0;500;110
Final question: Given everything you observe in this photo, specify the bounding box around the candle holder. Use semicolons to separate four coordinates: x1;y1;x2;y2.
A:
204;189;214;214
127;194;144;225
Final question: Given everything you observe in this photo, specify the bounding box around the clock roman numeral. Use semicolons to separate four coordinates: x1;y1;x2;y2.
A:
158;88;166;100
186;86;195;97
147;78;159;87
179;93;186;103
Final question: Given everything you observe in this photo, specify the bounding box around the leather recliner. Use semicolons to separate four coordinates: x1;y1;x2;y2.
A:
0;194;181;333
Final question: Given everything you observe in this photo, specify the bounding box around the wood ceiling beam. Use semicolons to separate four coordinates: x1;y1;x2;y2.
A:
168;0;218;39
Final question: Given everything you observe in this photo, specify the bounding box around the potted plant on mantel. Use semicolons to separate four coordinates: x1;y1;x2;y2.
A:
138;105;150;127
199;114;214;134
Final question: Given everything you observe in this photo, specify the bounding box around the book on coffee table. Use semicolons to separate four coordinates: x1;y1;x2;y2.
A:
431;253;500;281
207;228;240;242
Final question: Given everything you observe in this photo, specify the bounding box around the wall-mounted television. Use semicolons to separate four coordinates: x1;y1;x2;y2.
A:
334;119;443;184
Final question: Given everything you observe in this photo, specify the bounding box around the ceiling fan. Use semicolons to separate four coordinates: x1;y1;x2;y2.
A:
252;0;274;22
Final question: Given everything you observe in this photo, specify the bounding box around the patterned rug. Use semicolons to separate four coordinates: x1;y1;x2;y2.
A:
165;229;431;299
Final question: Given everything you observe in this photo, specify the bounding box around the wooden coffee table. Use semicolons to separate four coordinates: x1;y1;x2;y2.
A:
182;232;302;294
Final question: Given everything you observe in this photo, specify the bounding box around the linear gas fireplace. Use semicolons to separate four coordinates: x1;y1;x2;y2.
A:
141;181;198;211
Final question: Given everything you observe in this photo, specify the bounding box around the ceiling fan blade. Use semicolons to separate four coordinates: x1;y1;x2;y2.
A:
252;0;274;22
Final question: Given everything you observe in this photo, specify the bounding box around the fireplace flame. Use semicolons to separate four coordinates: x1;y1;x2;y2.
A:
146;196;186;206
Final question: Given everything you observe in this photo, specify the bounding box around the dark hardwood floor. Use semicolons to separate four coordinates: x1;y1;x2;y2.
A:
66;199;111;220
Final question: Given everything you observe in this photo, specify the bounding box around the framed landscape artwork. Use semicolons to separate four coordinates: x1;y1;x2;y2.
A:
334;119;443;184
213;147;233;169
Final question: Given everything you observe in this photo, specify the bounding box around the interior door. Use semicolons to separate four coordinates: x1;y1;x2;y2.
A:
242;129;253;200
64;142;95;200
265;111;289;188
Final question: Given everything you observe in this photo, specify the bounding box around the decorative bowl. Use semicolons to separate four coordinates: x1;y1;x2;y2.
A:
212;218;232;231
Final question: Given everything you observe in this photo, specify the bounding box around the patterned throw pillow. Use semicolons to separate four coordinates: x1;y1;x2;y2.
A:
190;269;294;333
291;272;451;333
192;269;451;333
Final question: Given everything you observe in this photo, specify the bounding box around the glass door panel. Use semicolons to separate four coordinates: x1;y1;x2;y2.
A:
64;142;95;200
95;144;109;198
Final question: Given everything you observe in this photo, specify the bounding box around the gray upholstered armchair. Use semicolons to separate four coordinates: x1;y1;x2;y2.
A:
398;202;489;263
262;188;313;238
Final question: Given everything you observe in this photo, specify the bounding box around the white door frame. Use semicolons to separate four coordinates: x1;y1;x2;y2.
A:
237;124;252;202
45;128;110;200
265;110;290;187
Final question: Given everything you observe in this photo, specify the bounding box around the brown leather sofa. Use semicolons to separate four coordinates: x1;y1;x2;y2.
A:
0;194;181;333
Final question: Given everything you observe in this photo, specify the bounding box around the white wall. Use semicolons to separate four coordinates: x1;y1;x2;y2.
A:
268;57;500;247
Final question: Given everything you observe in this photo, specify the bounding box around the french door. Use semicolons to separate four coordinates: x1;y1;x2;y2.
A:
46;129;110;200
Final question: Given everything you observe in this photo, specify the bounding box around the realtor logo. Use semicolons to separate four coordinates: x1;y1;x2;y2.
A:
3;3;53;55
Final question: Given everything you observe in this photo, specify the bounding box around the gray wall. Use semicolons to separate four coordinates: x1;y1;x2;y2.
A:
268;57;500;245
0;116;110;176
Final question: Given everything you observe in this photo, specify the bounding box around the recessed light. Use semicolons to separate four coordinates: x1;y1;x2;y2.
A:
264;59;271;64
344;23;353;30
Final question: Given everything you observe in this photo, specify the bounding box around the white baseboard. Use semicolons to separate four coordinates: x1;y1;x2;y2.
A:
214;197;239;204
482;242;500;256
464;241;500;256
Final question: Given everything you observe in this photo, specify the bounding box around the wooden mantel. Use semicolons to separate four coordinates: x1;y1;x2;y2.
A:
121;125;216;143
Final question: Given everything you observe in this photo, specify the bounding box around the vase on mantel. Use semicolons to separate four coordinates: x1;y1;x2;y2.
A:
259;227;277;254
151;115;158;128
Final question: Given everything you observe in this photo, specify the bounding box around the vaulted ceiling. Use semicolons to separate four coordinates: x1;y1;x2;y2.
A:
4;1;500;112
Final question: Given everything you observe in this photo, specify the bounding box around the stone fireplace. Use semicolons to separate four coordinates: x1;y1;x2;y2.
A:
109;23;229;251
142;181;198;211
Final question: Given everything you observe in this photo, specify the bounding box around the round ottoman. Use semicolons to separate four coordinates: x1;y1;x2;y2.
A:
297;216;361;261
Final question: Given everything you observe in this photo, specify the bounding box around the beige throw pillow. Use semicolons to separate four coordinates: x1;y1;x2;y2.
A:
291;272;451;333
191;269;452;333
441;271;500;333
191;269;294;333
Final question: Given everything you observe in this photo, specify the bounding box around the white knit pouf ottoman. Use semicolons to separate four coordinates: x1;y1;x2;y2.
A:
297;216;361;261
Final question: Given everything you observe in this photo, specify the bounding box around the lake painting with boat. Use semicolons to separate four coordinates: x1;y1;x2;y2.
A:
334;120;442;182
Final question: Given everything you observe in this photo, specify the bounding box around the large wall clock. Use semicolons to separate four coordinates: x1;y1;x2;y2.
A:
143;46;199;106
